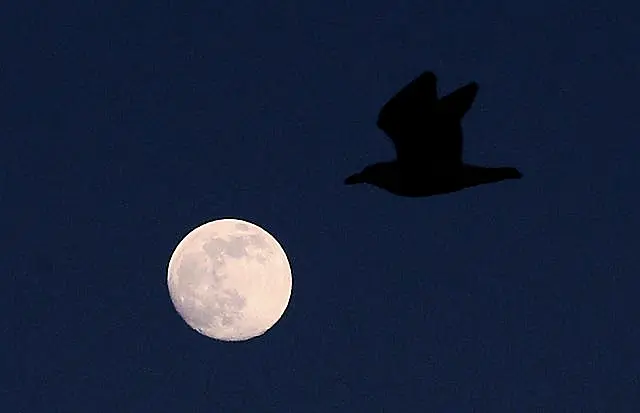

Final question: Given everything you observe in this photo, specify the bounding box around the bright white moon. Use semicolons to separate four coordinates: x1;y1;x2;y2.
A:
167;218;292;341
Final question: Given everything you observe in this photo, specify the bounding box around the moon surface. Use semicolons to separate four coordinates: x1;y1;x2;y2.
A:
167;218;292;341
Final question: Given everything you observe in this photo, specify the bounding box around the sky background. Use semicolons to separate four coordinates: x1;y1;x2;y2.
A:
2;1;639;411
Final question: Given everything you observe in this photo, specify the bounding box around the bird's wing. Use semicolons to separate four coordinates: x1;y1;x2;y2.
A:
376;71;438;138
420;82;478;164
378;77;478;166
437;82;478;121
436;122;464;164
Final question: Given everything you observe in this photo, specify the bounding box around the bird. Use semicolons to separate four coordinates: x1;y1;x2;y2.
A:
344;71;522;197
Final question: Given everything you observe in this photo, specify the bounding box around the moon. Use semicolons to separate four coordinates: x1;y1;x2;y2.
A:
167;218;292;341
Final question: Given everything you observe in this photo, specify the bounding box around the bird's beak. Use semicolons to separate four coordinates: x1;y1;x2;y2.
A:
344;173;364;185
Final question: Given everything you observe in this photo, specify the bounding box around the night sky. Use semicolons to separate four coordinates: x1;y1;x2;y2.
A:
3;1;640;411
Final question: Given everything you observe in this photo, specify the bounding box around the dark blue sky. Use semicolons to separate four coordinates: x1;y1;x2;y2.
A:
3;1;639;411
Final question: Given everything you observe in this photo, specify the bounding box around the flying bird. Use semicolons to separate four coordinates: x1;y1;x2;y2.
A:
345;71;522;197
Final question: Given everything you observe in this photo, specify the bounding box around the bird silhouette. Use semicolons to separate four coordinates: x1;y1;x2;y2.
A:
345;71;522;197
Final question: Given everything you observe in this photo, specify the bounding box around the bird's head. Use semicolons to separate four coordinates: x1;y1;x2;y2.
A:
344;162;396;186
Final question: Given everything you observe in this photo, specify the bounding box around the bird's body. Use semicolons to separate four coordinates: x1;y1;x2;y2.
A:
345;71;522;197
348;161;522;197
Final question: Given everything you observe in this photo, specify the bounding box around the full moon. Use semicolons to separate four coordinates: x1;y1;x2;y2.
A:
167;218;292;341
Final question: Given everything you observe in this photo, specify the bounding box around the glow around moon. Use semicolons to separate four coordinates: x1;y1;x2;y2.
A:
167;218;292;341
